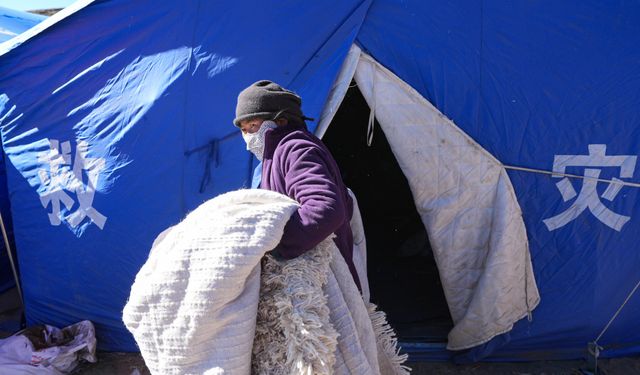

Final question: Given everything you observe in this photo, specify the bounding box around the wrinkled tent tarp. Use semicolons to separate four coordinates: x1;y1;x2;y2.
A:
0;151;15;293
0;0;639;361
0;6;45;292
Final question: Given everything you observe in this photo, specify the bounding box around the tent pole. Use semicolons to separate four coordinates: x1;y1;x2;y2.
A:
0;211;23;307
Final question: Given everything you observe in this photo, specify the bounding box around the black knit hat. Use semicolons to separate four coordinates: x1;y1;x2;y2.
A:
233;80;309;127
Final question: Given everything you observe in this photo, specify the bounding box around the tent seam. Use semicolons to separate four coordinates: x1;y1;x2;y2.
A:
179;0;203;212
288;0;372;88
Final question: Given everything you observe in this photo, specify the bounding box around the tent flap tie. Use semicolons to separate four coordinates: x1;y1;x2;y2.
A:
184;131;239;193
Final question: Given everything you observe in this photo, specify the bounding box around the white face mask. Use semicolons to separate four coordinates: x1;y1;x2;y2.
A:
242;120;277;161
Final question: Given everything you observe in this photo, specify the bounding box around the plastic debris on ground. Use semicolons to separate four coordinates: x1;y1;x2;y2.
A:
0;320;97;374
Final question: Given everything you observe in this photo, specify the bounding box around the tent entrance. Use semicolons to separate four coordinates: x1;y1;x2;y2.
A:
322;83;453;343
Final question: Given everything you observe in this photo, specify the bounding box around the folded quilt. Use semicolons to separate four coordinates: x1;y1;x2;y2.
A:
123;189;408;375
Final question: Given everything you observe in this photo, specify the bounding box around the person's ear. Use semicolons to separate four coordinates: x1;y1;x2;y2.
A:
275;117;288;126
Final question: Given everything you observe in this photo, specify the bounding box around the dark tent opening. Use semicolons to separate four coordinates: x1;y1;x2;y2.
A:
323;83;454;343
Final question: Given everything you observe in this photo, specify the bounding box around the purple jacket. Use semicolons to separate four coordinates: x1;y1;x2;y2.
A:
261;122;361;290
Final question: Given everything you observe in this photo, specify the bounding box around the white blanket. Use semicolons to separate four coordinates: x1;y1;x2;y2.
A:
123;189;408;375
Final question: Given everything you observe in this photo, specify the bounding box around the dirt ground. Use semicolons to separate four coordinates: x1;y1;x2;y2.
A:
410;357;640;375
69;352;640;375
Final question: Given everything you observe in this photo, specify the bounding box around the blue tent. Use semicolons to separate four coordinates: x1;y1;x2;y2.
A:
0;6;45;293
0;0;639;361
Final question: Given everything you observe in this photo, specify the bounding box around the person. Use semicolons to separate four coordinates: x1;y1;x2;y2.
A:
233;80;361;290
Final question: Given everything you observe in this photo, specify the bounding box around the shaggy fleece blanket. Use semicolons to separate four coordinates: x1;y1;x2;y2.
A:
123;189;408;375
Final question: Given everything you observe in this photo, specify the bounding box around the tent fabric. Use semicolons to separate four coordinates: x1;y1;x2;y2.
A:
0;151;16;293
0;0;638;361
315;45;362;140
354;51;539;350
0;7;45;293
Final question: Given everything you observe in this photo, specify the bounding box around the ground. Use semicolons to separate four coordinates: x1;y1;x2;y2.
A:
70;352;640;375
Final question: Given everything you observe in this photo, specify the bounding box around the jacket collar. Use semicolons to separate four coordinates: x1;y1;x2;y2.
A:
263;122;308;160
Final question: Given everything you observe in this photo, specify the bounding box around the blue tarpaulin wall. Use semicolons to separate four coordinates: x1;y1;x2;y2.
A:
0;151;16;293
0;6;45;293
1;0;639;360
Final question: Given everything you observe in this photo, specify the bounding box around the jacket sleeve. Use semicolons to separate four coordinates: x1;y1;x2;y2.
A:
272;143;347;259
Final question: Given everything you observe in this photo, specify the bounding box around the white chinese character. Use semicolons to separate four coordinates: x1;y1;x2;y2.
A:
68;141;107;229
37;140;74;226
543;144;637;231
37;139;107;230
